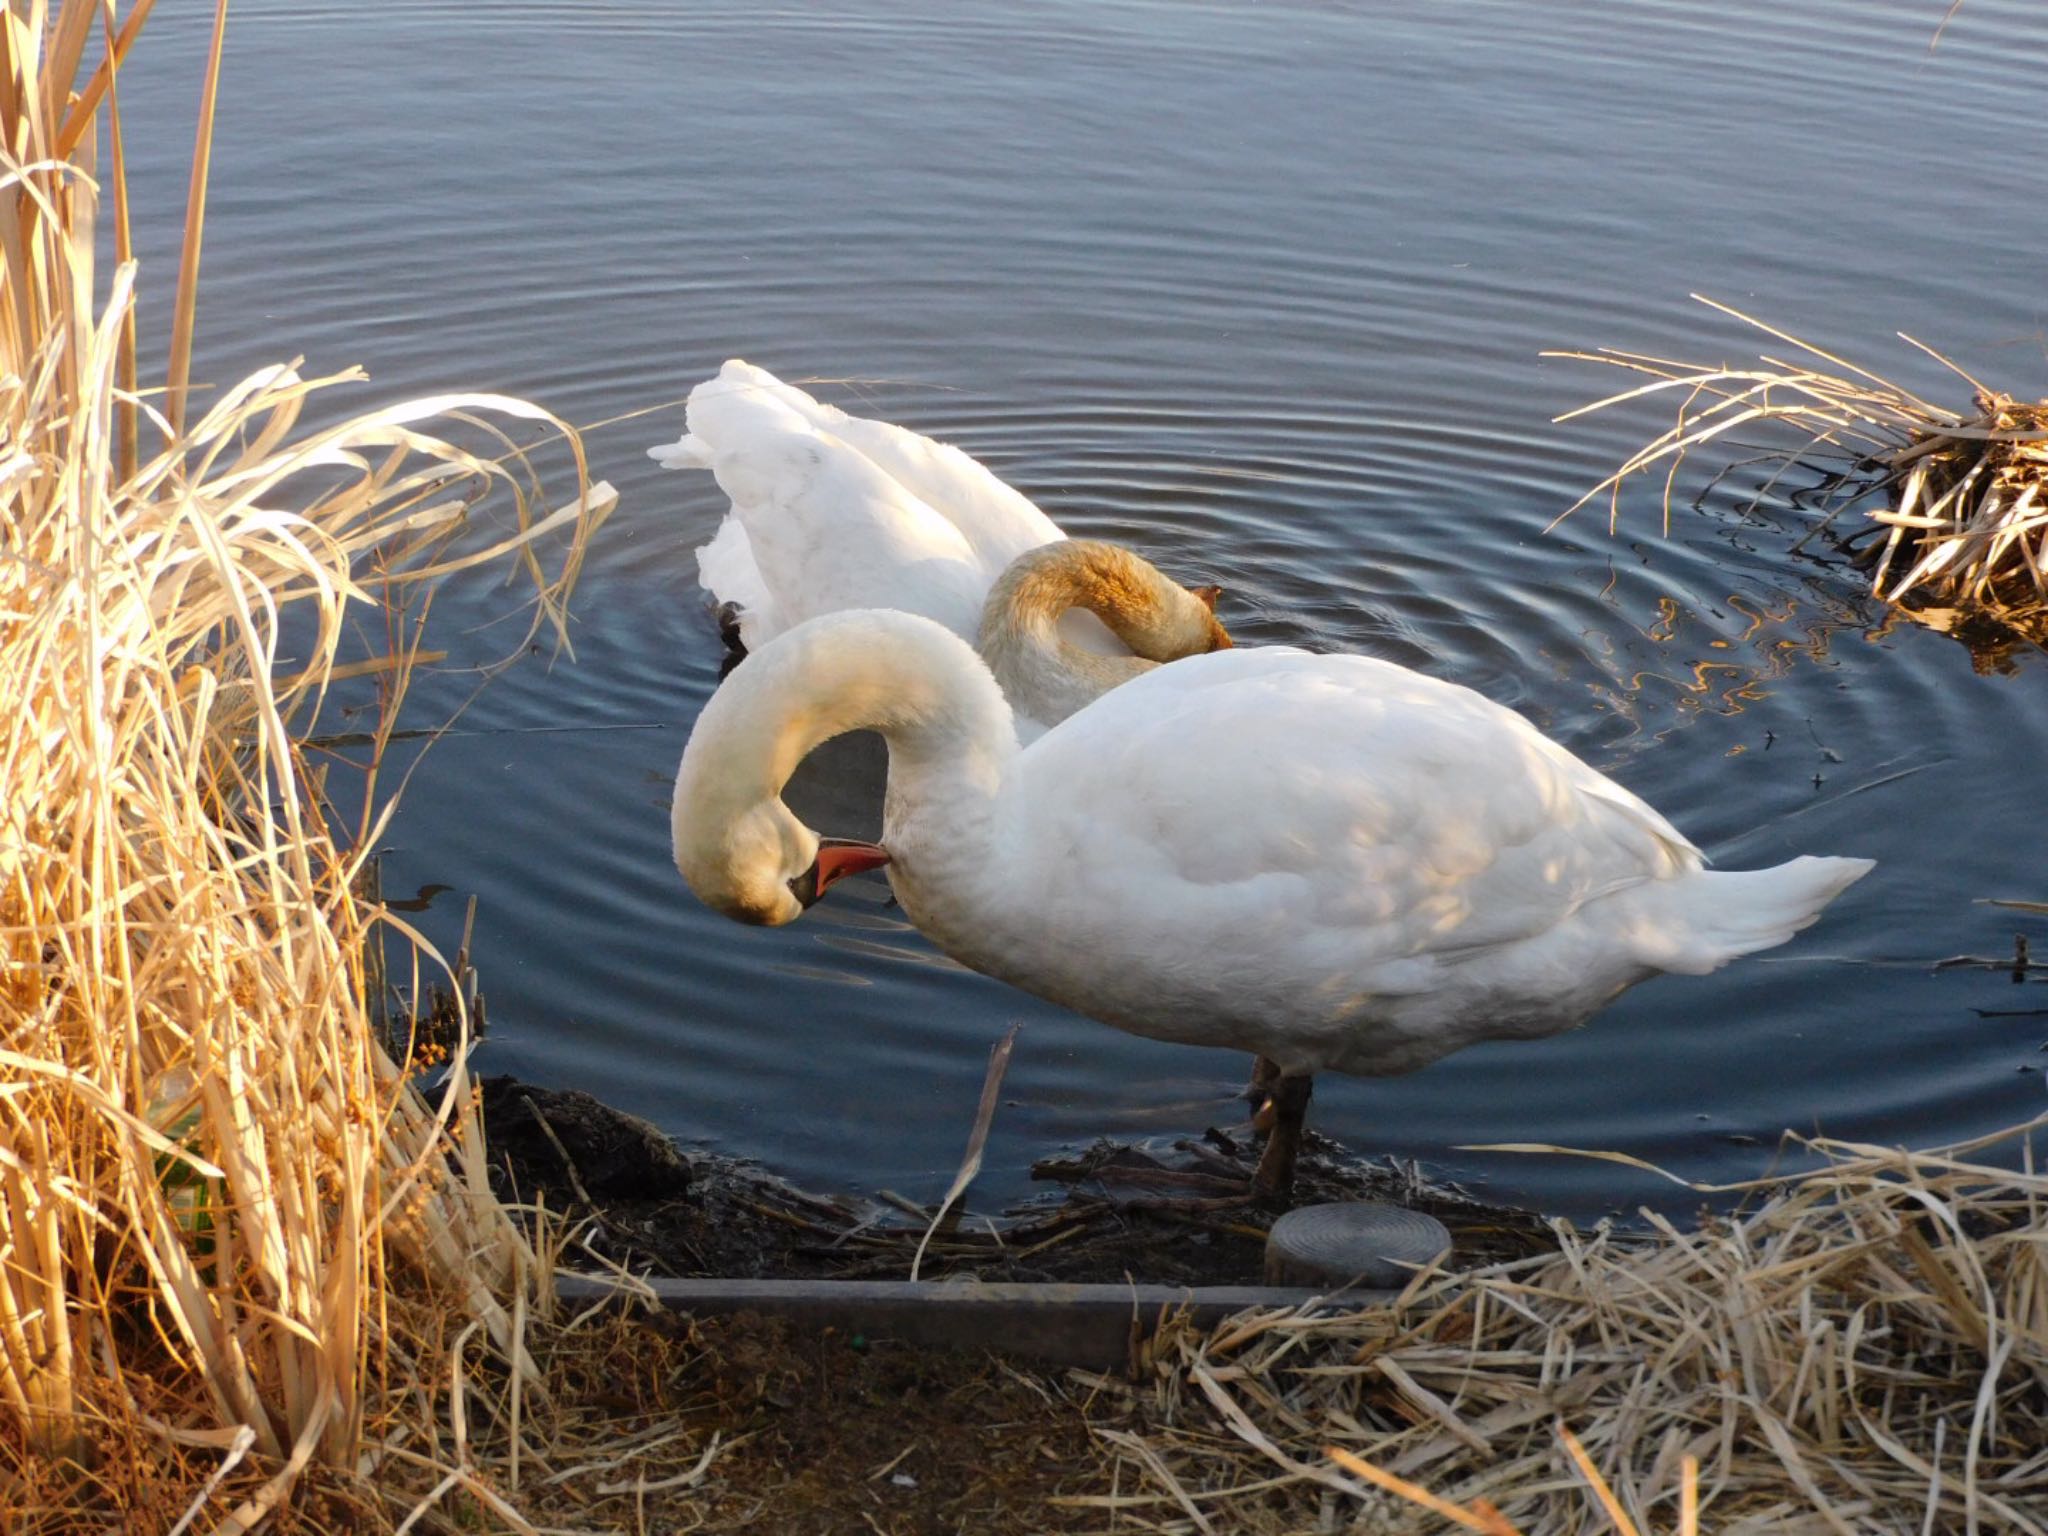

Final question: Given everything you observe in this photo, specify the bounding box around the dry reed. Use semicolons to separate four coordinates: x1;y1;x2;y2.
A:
1068;1120;2048;1534
1554;295;2048;638
1;2;609;1528
375;1121;2047;1533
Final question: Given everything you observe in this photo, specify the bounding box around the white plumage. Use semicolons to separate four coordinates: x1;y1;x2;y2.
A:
647;359;1071;651
670;609;1874;1197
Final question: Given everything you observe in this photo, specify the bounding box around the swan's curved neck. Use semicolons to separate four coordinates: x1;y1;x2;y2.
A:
682;610;1016;824
977;541;1221;725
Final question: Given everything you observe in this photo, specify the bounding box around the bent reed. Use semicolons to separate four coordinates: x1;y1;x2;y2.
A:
1;3;605;1528
1555;295;2048;641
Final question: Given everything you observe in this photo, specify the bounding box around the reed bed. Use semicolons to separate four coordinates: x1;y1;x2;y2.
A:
1555;296;2048;636
1;2;607;1528
1072;1120;2048;1535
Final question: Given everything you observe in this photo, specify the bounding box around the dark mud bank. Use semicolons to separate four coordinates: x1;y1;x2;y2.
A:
478;1076;1554;1288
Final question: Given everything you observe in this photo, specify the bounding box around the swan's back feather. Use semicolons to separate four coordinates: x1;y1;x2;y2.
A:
651;361;1069;648
1017;647;1699;952
895;645;1865;1077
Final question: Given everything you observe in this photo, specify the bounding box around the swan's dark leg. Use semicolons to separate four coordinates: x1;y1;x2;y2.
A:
1245;1054;1281;1128
1251;1072;1312;1207
715;601;746;651
714;602;749;678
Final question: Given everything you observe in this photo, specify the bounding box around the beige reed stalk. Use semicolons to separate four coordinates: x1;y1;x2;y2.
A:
1;0;608;1523
1553;295;2048;635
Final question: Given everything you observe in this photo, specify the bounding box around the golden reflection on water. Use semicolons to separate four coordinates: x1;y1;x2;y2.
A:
1576;570;1883;751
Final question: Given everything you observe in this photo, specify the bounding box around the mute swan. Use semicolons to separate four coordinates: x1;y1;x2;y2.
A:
648;360;1230;732
649;359;1159;650
670;609;1873;1202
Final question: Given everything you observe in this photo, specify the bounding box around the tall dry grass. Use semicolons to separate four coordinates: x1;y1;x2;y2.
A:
1;2;609;1527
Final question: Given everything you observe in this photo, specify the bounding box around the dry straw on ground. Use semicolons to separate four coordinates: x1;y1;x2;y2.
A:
371;1119;2047;1533
1068;1120;2048;1535
1554;295;2048;638
1;2;607;1528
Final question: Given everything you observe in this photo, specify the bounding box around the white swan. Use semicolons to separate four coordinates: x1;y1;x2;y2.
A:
670;609;1873;1201
648;360;1230;733
648;359;1115;649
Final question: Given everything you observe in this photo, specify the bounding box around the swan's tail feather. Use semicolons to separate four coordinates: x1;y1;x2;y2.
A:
1638;855;1873;975
647;432;712;470
647;360;829;471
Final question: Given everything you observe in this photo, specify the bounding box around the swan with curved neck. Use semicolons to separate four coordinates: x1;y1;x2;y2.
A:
671;609;1873;1201
648;361;1230;697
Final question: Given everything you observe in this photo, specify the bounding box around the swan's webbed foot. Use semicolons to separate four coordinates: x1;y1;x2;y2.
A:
1251;1072;1313;1209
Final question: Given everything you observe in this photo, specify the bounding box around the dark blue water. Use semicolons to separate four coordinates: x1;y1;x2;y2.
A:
116;0;2048;1221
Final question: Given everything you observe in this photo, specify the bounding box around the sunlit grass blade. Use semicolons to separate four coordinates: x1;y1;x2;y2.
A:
1;0;606;1523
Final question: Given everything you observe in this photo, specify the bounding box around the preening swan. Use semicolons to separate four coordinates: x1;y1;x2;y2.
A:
670;609;1873;1202
648;360;1231;732
648;360;1064;650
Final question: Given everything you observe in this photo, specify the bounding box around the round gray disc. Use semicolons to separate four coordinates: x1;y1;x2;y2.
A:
1263;1201;1451;1289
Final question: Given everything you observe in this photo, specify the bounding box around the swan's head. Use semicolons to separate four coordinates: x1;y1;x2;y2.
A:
1187;584;1234;654
1100;559;1232;660
672;611;1008;926
672;783;889;926
987;540;1233;661
671;643;895;925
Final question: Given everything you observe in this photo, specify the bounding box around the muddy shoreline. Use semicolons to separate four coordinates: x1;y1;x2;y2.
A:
477;1075;1556;1288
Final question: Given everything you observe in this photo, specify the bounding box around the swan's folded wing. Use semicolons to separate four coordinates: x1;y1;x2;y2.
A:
690;360;1064;581
704;425;989;641
1005;648;1702;973
806;414;1064;579
693;514;779;647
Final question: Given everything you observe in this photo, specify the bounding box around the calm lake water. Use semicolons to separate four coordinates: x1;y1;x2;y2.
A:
119;1;2048;1221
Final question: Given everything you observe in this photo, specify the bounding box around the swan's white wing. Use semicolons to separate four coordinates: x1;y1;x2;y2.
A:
701;426;989;643
801;414;1063;578
700;361;1066;577
984;649;1702;1037
653;360;1121;656
692;514;779;647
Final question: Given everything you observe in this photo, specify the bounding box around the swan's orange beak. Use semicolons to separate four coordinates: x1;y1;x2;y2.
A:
790;837;892;909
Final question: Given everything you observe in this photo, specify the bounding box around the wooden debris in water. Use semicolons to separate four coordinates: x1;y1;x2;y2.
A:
1554;295;2048;639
